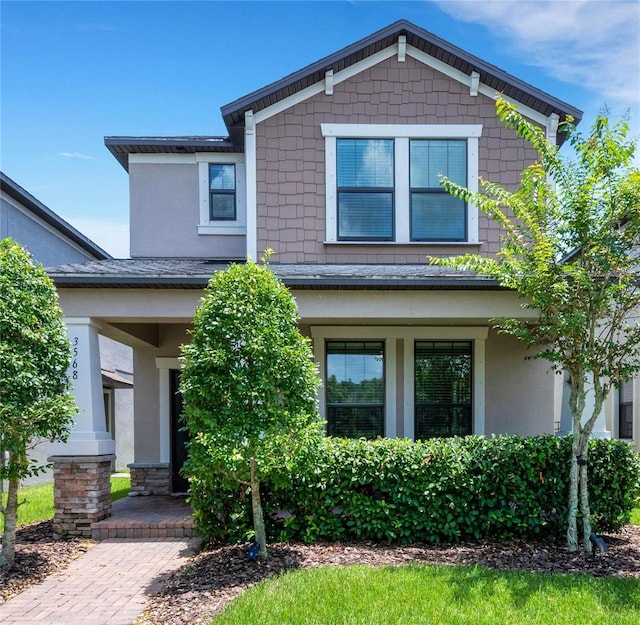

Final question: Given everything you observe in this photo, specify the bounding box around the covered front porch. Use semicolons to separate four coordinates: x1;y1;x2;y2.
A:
45;261;610;535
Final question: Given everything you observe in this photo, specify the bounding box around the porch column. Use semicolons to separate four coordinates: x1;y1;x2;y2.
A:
48;317;115;537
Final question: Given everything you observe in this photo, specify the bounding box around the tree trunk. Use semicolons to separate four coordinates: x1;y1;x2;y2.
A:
249;458;268;560
579;444;592;552
567;371;585;553
1;476;20;566
567;370;604;553
567;451;579;552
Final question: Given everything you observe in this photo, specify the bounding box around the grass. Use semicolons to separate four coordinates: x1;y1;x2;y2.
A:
0;476;131;532
630;502;640;526
212;564;640;625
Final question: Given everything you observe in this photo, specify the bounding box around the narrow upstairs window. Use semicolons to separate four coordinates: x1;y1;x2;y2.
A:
209;164;236;221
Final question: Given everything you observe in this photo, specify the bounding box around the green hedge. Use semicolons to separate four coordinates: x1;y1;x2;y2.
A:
188;435;640;544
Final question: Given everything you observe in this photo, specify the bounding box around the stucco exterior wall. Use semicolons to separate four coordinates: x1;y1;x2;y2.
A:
129;162;245;259
1;194;95;266
255;54;539;263
133;346;161;463
130;324;190;464
485;330;557;436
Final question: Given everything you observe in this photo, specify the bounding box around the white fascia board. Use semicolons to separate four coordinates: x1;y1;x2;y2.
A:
321;123;482;138
251;41;550;130
129;153;246;165
248;44;547;126
408;45;549;127
129;153;196;165
195;153;245;164
253;47;396;125
477;84;548;126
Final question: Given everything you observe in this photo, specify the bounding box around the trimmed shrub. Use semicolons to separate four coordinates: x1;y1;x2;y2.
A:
192;435;640;544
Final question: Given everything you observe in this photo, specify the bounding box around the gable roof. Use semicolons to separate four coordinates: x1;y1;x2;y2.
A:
221;19;582;134
106;19;582;172
1;172;112;260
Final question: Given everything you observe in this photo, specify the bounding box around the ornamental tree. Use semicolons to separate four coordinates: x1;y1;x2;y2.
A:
0;238;76;566
179;257;322;559
435;99;640;552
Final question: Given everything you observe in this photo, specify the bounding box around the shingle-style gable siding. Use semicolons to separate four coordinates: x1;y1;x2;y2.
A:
256;55;538;264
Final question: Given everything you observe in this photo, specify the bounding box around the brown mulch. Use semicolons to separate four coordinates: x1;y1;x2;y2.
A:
139;526;640;625
2;521;639;625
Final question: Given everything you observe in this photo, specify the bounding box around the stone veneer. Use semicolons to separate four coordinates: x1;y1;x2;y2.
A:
48;454;115;538
128;462;171;495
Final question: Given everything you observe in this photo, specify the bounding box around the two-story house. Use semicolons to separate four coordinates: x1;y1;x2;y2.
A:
45;20;623;535
1;172;134;485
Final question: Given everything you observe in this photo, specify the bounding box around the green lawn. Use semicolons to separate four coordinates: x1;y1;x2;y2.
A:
212;563;640;625
630;502;640;526
0;476;131;532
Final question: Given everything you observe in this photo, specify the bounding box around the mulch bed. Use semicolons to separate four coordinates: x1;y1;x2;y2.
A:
133;527;640;625
3;521;639;625
0;521;95;604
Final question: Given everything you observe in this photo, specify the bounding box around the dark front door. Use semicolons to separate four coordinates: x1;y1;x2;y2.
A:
170;369;190;492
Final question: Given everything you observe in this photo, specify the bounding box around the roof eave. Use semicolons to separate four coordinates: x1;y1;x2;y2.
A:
0;172;112;260
220;19;582;134
104;136;238;172
51;274;503;290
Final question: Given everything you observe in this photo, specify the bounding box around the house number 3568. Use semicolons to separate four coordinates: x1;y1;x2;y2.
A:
72;337;79;380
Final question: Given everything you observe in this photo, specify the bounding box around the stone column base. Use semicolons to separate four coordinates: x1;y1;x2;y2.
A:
48;454;116;538
128;463;170;495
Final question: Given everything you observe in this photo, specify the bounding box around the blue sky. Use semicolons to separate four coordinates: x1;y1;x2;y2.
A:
2;0;638;258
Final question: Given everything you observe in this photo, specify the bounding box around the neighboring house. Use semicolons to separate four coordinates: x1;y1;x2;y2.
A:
43;20;629;533
0;172;135;483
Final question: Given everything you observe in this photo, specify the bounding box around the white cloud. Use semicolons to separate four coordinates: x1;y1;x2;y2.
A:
69;218;130;258
59;152;97;161
433;0;640;107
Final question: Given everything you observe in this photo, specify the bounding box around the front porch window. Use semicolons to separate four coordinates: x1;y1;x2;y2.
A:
414;340;472;439
619;378;634;440
326;341;385;438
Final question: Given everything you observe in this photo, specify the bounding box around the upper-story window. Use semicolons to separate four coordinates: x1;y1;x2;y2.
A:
198;155;246;235
410;140;467;241
209;164;236;221
322;124;481;244
337;139;394;240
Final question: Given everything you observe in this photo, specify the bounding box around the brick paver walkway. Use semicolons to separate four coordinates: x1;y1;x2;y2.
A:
1;537;200;625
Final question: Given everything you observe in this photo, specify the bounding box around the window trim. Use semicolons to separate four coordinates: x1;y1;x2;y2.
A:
322;124;481;244
208;164;237;222
325;340;386;439
197;154;246;235
336;138;396;241
414;340;473;439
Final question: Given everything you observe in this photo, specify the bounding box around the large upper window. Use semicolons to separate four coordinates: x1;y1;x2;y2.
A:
326;341;384;439
322;124;481;244
337;139;394;240
410;140;467;241
414;340;472;439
